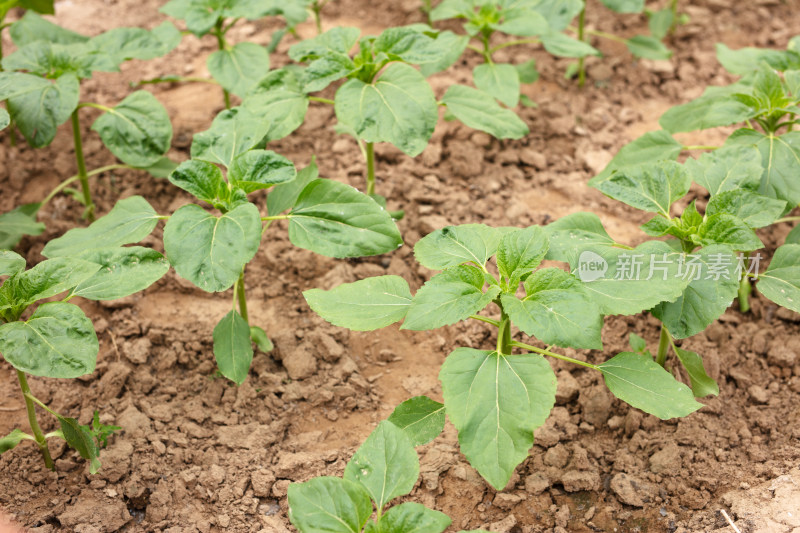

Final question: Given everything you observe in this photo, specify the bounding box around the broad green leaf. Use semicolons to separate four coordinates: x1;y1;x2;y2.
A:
429;0;473;21
473;62;520;107
0;72;79;148
0;251;26;277
249;325;273;352
570;241;691;315
229;150;296;194
418;31;470;77
1;258;99;313
288;26;361;61
0;108;8;130
659;84;759;133
191;106;270;168
168;159;226;205
414;224;504;270
706;190;786;229
366;503;451;533
440;84;528;139
716;43;797;76
335;63;437;157
698;214;763;251
787;225;800;245
598;352;703;419
387;396;445;447
758;244;800;313
496;225;548;287
87;22;181;67
502;268;602;349
0;203;44;250
344;421;419;510
515;59;539;84
9;12;87;47
213;310;253;385
91;91;172;167
288;179;402;258
540;32;600;58
304;275;412;331
440;348;557;490
208;42;270;98
648;8;673;40
71;247;170;301
373;26;449;64
138;156;179;178
0;302;98;378
242;68;309;142
16;0;55;15
674;346;719;397
0;429;35;454
592;160;691;217
626;35;672;60
543;212;615;264
629;333;648;354
163;203;262;292
591;130;683;183
57;415;101;474
402;265;501;331
651;246;739;339
299;52;356;93
497;7;549;37
160;0;221;36
600;0;644;13
288;477;372;533
685;145;763;195
726;129;800;206
528;0;583;32
2;39;110;79
42;196;160;257
267;159;318;215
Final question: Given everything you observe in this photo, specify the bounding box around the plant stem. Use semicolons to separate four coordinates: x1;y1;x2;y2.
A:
584;28;627;45
682;145;719;151
510;341;600;371
469;314;501;327
308;96;335;105
775;216;800;224
70;110;95;222
236;271;249;323
577;7;586;87
214;18;231;109
655;325;671;367
365;142;376;196
17;371;54;470
738;251;752;313
670;0;678;34
496;314;512;355
489;37;541;54
312;1;323;34
261;215;291;221
40;164;133;209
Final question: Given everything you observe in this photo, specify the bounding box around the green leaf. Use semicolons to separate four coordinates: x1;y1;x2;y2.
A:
168;159;226;205
496;225;548;287
344;420;419;510
540;32;601;58
685;145;763;196
0;251;26;277
335;63;437;157
249;325;273;352
300;52;356;93
373;26;449;65
758;244;800;313
288;179;402;258
1;257;99;313
716;43;797;76
600;0;644;13
0;72;79;148
402;265;501;331
9;12;87;47
440;85;529;139
0;203;44;250
473;62;520;107
70;247;170;301
191;106;270;168
515;59;539;84
592;160;691;217
502;268;602;349
57;415;101;474
698;214;763;251
288;477;372;533
440;348;557;490
591;130;683;183
229;150;296;194
163;203;262;292
598;352;703;419
706;190;786;229
629;333;648;354
430;0;473;21
571;241;691;315
414;224;504;271
289;26;360;62
726;129;800;206
267;159;318;215
659;84;760;133
304;275;412;331
367;503;451;533
418;31;470;77
651;246;739;339
648;8;674;40
674;346;719;398
626;35;672;60
17;0;55;15
787;225;800;245
208;42;270;98
496;7;549;37
528;0;584;32
87;22;180;67
213;310;253;385
0;429;35;454
0;108;9;130
0;302;98;378
42;196;160;257
242;68;309;142
387;396;445;447
543;212;616;264
91;91;172;167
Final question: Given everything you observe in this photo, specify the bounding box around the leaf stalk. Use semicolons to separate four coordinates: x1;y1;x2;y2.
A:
17;371;54;470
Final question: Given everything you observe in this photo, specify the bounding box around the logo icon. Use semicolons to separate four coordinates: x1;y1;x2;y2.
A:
577;251;608;282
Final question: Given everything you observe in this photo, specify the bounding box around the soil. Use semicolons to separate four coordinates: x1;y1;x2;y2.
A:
1;0;800;532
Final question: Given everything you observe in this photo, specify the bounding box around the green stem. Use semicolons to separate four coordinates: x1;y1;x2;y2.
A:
670;0;678;34
17;371;54;470
136;76;219;86
738;251;752;313
585;28;627;45
496;314;512;355
236;271;249;323
365;141;376;196
682;145;719;151
70;110;95;222
313;1;323;34
261;215;291;221
214;18;231;109
655;325;671;367
40;164;133;209
510;341;600;371
308;96;335;105
577;7;586;87
775;216;800;224
78;102;114;113
489;38;541;54
470;314;501;327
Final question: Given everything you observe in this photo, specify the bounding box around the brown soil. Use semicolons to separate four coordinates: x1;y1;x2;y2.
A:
2;1;800;532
